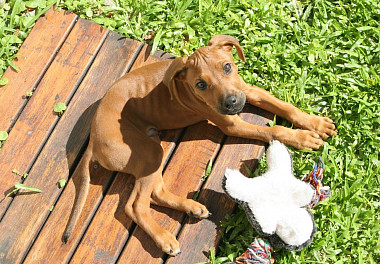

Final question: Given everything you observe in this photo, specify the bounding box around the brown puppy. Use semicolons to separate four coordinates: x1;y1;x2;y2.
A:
63;35;336;256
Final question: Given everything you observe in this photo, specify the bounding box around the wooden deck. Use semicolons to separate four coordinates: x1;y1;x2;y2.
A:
0;7;273;264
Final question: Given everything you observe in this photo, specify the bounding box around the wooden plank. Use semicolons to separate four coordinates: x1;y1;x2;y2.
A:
0;19;108;217
115;121;224;264
0;26;126;264
166;106;273;264
21;33;143;264
0;8;77;131
67;45;180;264
130;45;175;71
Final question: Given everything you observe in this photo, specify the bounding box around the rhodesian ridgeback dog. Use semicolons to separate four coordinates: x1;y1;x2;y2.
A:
63;35;336;256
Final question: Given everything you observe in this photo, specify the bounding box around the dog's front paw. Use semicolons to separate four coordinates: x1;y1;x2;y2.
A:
293;130;324;150
155;229;181;256
308;116;337;140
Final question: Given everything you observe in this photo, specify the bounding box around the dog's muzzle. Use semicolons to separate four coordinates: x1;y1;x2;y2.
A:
219;93;246;115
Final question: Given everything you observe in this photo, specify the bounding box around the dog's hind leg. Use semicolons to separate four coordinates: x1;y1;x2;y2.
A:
63;145;92;242
125;172;182;256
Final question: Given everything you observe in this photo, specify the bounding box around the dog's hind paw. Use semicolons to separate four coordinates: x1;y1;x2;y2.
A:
184;199;210;219
155;230;181;256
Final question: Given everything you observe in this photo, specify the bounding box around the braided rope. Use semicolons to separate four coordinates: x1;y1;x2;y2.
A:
232;238;274;264
302;157;331;208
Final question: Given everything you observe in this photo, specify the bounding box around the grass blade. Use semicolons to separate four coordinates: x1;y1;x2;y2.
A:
14;182;42;193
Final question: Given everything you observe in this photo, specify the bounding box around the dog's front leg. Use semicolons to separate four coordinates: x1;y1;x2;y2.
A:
242;85;337;140
217;115;323;150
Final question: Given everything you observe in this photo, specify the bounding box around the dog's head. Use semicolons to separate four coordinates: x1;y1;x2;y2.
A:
163;35;247;115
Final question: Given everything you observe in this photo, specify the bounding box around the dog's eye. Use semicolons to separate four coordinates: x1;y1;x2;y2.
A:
223;63;232;74
196;80;207;90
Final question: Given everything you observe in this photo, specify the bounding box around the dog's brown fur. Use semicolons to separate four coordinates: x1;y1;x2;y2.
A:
63;35;336;256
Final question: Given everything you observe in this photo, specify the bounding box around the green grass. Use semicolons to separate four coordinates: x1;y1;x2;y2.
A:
2;0;380;263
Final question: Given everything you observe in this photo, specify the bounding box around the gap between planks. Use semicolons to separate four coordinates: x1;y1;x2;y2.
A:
0;8;78;133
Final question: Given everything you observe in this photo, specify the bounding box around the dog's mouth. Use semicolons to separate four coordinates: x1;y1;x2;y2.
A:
218;94;246;115
222;103;245;115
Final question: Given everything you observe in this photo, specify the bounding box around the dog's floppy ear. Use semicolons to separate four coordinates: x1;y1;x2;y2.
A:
208;35;246;62
163;57;188;100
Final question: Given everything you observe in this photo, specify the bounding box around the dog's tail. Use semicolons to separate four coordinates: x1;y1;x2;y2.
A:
63;146;92;243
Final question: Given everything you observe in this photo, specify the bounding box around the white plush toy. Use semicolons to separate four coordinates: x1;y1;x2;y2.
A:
223;140;317;251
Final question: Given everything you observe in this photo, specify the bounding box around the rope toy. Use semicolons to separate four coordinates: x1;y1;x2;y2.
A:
301;157;331;208
226;237;275;264
226;157;331;264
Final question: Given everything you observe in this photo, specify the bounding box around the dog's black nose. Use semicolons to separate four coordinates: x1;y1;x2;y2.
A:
224;95;237;109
